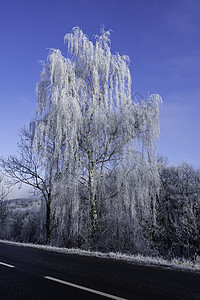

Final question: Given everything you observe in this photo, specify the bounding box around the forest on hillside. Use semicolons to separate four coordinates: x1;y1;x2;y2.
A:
0;28;199;260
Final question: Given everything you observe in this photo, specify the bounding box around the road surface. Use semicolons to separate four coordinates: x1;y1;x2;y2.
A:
0;242;200;299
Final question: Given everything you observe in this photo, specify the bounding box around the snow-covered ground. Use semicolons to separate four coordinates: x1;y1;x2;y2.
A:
0;239;200;273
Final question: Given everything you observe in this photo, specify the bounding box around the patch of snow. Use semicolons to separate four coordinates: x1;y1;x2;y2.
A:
0;239;199;273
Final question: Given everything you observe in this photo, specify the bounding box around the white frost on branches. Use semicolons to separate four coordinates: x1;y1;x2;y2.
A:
33;27;162;249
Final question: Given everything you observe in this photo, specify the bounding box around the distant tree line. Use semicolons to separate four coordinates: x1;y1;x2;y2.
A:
0;159;199;259
0;27;199;260
157;158;200;258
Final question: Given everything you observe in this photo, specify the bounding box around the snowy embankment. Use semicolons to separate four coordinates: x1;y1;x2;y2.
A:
0;239;200;273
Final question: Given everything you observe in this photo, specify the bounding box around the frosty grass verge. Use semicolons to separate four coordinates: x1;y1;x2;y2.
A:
0;239;200;273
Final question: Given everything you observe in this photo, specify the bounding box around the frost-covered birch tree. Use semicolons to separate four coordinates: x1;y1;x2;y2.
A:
34;27;162;248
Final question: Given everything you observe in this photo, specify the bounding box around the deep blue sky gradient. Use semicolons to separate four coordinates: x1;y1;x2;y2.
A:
0;0;199;168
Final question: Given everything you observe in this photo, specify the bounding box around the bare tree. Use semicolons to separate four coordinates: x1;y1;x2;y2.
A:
0;122;58;244
0;174;10;239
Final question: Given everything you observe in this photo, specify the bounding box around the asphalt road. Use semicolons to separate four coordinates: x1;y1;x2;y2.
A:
0;242;200;300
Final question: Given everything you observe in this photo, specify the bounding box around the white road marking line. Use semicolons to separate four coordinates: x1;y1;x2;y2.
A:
0;262;15;268
44;276;127;300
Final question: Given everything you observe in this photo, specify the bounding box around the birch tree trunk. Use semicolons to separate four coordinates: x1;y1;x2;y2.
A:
89;164;98;241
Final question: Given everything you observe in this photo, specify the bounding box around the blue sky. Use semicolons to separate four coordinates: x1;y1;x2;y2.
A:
0;0;199;169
